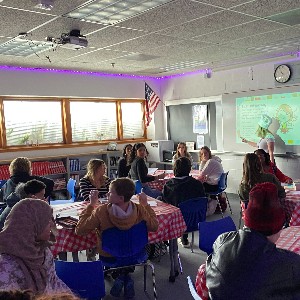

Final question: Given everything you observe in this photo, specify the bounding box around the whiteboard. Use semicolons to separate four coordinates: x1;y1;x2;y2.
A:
222;86;300;154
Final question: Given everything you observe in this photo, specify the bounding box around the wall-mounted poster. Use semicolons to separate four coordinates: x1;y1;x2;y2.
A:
193;105;208;134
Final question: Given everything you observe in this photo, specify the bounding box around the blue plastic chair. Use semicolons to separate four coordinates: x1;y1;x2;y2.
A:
178;197;208;253
100;221;157;300
50;178;76;205
55;260;105;300
205;171;232;217
198;216;236;255
187;276;203;300
134;180;143;194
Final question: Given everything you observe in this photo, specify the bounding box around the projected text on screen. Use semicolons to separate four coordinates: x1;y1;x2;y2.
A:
236;92;299;145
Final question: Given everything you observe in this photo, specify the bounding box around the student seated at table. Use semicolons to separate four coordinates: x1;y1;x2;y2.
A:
118;144;133;177
239;153;285;202
172;142;193;164
0;198;71;296
128;143;165;198
75;177;158;298
254;149;293;184
162;157;205;247
0;179;47;231
79;158;112;201
196;182;300;300
0;157;54;204
198;146;223;193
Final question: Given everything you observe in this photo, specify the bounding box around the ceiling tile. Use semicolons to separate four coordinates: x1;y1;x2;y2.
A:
195;19;288;45
0;0;89;16
87;26;146;49
107;33;179;53
157;10;257;39
232;0;300;18
192;0;255;9
0;6;54;37
118;0;222;33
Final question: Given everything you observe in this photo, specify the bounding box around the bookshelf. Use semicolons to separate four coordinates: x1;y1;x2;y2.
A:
0;150;122;193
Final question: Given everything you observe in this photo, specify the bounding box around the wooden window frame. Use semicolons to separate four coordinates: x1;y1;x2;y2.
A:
0;96;148;153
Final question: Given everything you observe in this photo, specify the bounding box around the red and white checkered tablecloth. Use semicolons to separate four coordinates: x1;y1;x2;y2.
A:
147;169;200;191
276;226;300;254
50;200;187;256
284;191;300;226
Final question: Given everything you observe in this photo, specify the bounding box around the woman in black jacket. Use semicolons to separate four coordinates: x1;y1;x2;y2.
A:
128;143;164;198
117;144;132;177
0;157;54;204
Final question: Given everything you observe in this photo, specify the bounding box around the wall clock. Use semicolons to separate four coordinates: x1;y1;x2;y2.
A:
274;64;291;83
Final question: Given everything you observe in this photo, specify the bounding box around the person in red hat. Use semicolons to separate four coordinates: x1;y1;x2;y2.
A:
203;182;300;300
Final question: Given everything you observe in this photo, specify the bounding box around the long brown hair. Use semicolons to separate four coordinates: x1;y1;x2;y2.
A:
242;153;263;189
174;142;191;160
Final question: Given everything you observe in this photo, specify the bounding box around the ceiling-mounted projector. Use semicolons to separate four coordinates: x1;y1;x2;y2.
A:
59;30;88;50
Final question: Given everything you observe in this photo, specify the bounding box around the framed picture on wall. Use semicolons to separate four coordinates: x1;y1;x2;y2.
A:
192;105;208;134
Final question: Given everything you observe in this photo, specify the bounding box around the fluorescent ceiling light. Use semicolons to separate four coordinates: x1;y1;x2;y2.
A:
0;38;53;57
35;0;54;10
65;0;172;25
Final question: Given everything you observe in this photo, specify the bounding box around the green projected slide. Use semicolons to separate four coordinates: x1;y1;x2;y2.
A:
236;92;300;145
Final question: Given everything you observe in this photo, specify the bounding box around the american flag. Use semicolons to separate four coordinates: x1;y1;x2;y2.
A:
145;83;161;126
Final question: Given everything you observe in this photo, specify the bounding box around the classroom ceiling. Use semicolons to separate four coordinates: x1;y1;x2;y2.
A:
1;0;300;77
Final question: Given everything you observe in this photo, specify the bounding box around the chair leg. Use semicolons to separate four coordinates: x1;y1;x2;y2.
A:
216;197;224;218
190;232;194;253
144;264;147;291
239;203;243;229
178;252;183;274
157;241;163;262
146;262;157;300
224;192;233;215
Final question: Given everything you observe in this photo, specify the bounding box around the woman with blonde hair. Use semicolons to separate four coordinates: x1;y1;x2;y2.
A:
79;158;112;201
242;114;275;163
172;142;193;164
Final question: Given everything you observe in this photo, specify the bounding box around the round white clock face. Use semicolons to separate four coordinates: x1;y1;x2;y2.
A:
274;64;291;83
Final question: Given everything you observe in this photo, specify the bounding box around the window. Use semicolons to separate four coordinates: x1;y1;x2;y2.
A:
4;100;63;146
70;101;118;142
0;97;147;149
121;102;144;139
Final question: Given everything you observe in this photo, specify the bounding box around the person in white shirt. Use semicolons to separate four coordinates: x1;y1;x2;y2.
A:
198;146;223;193
241;114;275;163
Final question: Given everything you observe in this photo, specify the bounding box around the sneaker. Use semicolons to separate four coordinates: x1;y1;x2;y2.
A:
124;275;135;299
110;276;125;297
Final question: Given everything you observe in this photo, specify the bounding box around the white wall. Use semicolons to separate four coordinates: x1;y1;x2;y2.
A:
160;57;300;192
0;68;165;159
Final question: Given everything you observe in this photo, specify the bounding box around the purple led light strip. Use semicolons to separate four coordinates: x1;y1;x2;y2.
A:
0;64;208;80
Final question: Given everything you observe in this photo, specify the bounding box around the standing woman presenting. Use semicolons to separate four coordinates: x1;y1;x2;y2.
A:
242;114;275;163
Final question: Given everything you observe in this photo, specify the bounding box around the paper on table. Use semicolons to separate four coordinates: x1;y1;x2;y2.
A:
148;168;158;175
130;196;157;206
164;170;173;174
288;191;300;195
